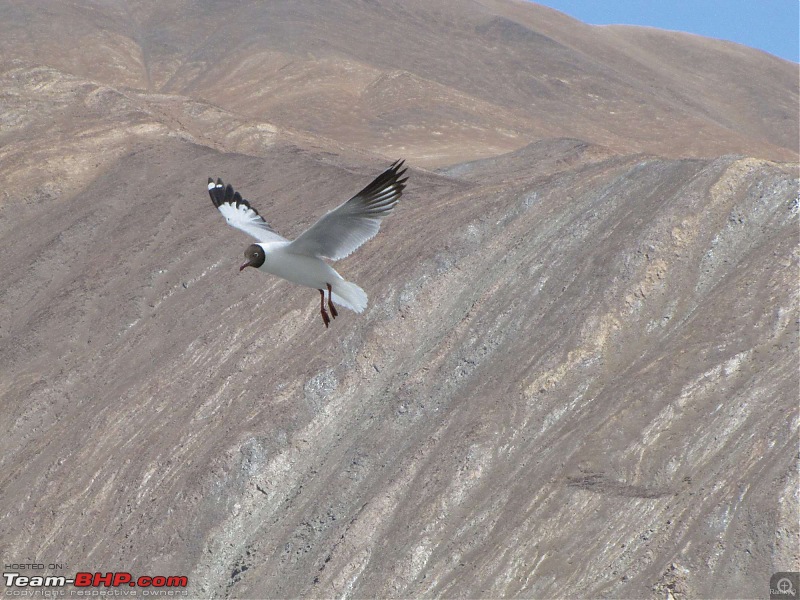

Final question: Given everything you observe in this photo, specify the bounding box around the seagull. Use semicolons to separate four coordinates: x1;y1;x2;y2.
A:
208;160;408;327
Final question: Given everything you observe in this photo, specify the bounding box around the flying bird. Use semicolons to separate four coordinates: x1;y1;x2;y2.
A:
208;160;408;327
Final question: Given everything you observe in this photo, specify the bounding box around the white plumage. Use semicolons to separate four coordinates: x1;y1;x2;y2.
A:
208;160;407;326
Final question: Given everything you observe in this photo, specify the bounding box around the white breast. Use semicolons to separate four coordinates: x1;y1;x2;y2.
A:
258;243;344;290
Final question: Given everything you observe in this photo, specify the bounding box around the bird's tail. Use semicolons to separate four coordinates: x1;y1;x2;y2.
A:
331;280;368;314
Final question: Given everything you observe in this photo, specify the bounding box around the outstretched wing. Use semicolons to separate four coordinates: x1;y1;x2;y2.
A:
207;178;287;243
287;160;408;260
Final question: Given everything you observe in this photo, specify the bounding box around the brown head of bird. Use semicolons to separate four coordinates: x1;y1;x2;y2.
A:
240;244;266;271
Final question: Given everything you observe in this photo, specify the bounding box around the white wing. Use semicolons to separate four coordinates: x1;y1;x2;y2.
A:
287;160;408;260
208;178;287;243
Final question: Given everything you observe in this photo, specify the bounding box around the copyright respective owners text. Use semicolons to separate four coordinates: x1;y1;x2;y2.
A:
3;564;189;597
4;593;189;598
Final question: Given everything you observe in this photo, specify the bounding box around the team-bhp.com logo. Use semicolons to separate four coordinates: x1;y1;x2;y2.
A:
4;571;188;590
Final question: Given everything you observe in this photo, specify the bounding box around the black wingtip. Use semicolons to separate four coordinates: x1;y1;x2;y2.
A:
224;183;235;204
207;177;266;219
208;177;229;208
391;159;407;184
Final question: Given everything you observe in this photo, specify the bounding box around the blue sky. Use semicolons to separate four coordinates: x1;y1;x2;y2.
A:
533;1;799;62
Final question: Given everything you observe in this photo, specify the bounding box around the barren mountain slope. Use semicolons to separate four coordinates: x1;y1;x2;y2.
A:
0;0;797;166
0;1;798;599
1;134;797;597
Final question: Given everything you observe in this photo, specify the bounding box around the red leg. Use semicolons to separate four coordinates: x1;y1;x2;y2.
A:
319;289;330;328
326;283;338;318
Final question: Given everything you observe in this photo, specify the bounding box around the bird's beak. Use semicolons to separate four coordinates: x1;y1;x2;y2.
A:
239;260;251;272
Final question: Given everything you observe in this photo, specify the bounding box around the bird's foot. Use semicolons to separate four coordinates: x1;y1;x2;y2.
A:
319;288;331;328
326;283;338;318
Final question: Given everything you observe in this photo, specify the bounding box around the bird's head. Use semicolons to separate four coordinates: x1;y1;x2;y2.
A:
240;244;266;271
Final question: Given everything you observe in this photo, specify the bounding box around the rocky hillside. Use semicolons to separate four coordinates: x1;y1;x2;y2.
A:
0;1;797;598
